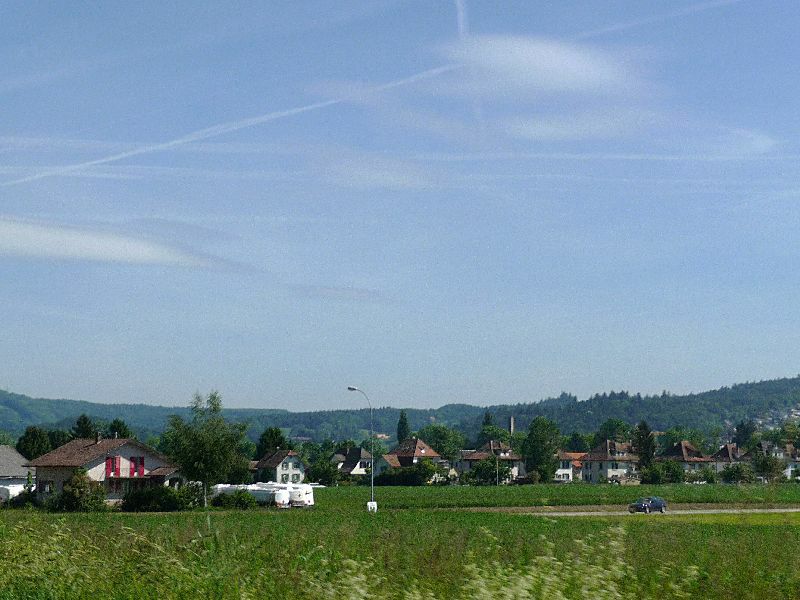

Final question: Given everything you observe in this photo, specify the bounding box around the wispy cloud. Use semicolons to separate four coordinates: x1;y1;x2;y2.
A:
0;217;211;267
2;65;457;187
321;153;435;190
441;36;638;98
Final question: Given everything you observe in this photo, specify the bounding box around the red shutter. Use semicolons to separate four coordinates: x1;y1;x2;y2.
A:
130;456;136;477
115;456;121;477
105;457;112;477
138;456;145;477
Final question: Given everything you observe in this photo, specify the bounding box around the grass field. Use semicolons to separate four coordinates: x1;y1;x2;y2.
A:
2;486;800;599
315;482;800;510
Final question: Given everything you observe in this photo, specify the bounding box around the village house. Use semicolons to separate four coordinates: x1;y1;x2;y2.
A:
373;453;402;477
741;441;800;480
710;443;742;473
582;440;638;484
26;435;183;501
373;437;449;480
555;451;585;482
0;445;30;487
338;447;373;477
658;440;713;473
454;441;526;483
254;449;307;484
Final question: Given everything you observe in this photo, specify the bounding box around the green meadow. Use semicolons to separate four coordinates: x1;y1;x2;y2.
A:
2;485;800;599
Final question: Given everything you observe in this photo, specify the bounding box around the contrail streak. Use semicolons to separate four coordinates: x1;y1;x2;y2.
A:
2;64;459;186
571;0;743;40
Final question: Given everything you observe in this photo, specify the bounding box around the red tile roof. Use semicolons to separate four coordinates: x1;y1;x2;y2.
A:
660;440;712;463
381;454;401;468
584;440;638;463
256;449;305;470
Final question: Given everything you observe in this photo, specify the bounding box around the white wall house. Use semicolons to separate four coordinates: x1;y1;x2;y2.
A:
554;451;585;482
454;441;526;483
255;449;307;484
582;440;638;484
26;436;183;501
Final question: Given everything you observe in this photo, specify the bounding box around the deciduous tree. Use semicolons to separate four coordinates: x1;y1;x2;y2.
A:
16;426;52;460
522;416;560;483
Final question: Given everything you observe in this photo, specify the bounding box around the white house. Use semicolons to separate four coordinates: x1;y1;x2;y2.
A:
338;447;372;477
555;451;586;482
26;436;183;501
255;449;307;484
582;440;638;484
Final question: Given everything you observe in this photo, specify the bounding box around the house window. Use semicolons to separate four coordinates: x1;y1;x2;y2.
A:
611;462;619;470
291;474;300;483
281;474;289;483
598;462;603;470
282;461;289;470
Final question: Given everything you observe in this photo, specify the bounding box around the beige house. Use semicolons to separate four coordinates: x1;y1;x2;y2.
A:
26;436;183;501
582;440;638;483
555;451;586;482
338;447;373;477
255;449;306;484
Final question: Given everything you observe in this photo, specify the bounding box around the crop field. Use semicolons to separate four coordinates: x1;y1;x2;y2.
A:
316;482;800;510
2;495;800;599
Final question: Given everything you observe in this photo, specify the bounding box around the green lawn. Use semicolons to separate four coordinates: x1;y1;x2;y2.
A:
315;482;800;510
1;504;799;599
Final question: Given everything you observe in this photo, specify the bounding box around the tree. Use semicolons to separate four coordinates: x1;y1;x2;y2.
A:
592;419;631;447
255;427;289;459
564;431;590;453
733;420;757;449
0;430;14;446
396;410;411;442
16;426;52;460
72;414;97;439
476;425;511;448
105;418;133;439
47;429;72;449
359;437;388;458
464;456;511;485
752;453;786;483
631;421;656;469
481;411;495;428
307;459;340;486
721;462;755;483
415;424;466;462
522;417;561;483
53;469;107;512
162;391;250;505
660;460;685;484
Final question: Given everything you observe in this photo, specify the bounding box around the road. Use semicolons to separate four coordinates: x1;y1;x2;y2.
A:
450;505;800;517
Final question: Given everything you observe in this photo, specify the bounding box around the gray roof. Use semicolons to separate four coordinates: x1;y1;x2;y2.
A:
0;445;30;479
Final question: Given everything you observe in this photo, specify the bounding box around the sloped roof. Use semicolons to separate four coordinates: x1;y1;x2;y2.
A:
380;454;401;468
388;438;440;459
26;438;171;468
340;447;373;475
557;451;587;469
660;440;712;463
147;466;180;477
0;445;29;478
711;443;741;462
584;440;638;463
256;449;306;470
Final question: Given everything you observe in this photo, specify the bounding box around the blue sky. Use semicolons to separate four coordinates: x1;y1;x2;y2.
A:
2;1;799;410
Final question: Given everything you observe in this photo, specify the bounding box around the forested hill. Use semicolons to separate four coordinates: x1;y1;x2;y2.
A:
2;376;800;442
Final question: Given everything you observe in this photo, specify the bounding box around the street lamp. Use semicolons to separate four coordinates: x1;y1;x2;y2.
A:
347;386;376;512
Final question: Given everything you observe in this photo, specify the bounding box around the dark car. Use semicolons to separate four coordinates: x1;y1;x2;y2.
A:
628;496;667;514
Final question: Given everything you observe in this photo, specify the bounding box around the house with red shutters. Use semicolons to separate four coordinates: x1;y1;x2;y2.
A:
26;434;184;501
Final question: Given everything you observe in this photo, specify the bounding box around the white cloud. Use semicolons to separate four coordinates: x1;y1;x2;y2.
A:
441;36;637;98
0;217;209;267
502;109;659;141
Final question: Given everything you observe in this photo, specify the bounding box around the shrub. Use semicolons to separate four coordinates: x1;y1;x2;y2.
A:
374;460;443;486
4;489;39;509
211;489;258;509
175;481;205;509
121;486;182;512
721;462;756;484
49;470;107;512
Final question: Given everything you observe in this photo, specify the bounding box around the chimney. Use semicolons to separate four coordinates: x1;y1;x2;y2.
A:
95;432;102;444
509;416;515;435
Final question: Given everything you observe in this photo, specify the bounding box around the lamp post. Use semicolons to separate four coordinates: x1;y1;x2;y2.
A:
347;386;376;511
